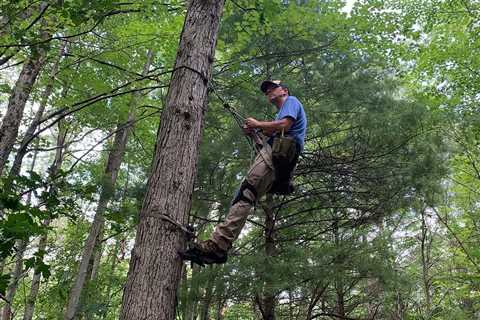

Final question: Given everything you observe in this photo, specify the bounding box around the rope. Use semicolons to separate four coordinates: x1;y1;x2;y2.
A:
175;65;209;84
209;85;262;153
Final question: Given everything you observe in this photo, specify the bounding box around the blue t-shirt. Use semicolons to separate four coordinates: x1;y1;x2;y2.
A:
272;96;307;150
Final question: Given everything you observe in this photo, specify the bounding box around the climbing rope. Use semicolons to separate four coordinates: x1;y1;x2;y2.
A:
209;84;263;154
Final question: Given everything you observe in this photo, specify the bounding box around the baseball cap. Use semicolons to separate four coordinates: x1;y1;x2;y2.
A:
260;80;288;93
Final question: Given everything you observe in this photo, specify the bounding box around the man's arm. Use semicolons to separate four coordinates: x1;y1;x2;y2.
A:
262;127;276;136
245;117;294;133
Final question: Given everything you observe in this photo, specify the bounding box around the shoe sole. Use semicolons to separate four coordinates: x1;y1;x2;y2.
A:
178;249;227;266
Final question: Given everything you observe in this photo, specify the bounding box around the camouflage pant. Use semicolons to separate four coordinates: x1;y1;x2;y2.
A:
211;144;274;251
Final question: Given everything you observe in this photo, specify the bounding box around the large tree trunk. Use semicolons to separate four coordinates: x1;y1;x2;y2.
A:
63;50;153;320
119;1;225;319
0;28;49;176
88;239;102;282
22;119;68;320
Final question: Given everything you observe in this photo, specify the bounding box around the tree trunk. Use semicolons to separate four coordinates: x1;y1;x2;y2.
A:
0;30;49;176
306;283;328;320
22;221;50;320
213;268;226;320
100;240;121;319
88;49;154;284
391;291;407;320
63;117;131;320
215;297;226;320
8;41;66;178
1;240;27;320
335;281;346;317
186;264;201;320
200;267;219;320
1;141;39;320
420;209;432;318
63;50;153;320
22;119;68;320
88;241;102;282
333;220;346;318
119;1;225;319
179;264;188;320
257;195;277;320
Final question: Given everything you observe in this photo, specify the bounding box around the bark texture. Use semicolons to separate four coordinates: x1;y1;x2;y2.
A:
0;40;48;176
119;1;225;319
8;41;66;178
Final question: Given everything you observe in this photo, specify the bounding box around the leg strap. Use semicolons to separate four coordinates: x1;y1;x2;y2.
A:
232;180;257;206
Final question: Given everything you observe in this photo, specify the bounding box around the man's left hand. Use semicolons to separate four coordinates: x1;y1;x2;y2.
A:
245;117;261;129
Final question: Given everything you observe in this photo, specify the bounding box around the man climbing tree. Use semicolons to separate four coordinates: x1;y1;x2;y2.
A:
183;80;307;265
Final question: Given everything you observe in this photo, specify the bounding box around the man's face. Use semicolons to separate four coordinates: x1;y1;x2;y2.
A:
265;86;287;103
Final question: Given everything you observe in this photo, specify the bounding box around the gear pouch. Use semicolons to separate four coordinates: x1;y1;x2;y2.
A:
272;134;297;165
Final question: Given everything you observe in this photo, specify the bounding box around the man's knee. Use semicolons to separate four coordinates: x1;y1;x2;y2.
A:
231;180;257;206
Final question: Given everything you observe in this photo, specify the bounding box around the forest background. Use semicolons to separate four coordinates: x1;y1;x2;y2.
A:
0;0;479;319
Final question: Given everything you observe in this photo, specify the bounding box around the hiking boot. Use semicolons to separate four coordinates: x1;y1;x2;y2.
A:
181;239;228;266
